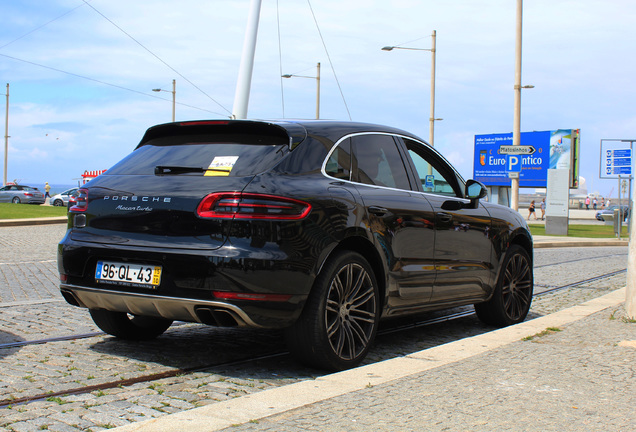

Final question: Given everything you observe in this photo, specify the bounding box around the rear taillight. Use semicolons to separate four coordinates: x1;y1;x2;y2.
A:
197;192;311;220
69;188;89;212
24;192;33;197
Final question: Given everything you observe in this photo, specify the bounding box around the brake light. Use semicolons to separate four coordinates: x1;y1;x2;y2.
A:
179;121;229;126
70;188;89;212
197;192;311;220
24;192;33;197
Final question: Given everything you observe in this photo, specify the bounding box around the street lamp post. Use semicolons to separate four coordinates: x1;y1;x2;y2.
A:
382;30;441;147
282;62;321;119
2;83;8;187
152;79;176;122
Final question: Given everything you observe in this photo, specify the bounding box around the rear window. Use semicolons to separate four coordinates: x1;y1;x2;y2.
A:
106;139;286;177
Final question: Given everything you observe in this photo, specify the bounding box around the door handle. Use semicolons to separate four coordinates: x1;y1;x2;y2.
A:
436;212;453;223
369;206;389;216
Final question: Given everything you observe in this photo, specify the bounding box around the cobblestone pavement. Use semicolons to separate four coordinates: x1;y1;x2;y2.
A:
221;304;635;432
0;224;629;432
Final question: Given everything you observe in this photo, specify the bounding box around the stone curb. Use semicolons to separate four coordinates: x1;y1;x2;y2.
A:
0;217;67;227
533;239;629;248
111;288;627;432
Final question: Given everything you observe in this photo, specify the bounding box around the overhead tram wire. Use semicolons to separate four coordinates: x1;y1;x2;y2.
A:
81;0;231;116
0;1;90;51
306;0;352;120
0;53;227;117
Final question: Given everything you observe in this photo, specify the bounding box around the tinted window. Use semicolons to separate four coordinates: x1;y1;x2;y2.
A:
324;138;352;180
352;135;411;190
106;141;285;177
403;138;462;197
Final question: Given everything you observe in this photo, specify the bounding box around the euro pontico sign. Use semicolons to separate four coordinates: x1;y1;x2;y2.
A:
473;129;580;188
498;145;536;155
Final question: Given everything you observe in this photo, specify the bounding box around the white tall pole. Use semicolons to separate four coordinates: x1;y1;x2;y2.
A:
429;30;436;147
3;83;8;187
171;79;176;122
232;0;262;120
627;178;636;319
315;62;321;120
511;0;523;211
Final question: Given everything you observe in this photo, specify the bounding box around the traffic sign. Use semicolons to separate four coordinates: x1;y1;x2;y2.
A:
499;145;536;155
603;147;632;177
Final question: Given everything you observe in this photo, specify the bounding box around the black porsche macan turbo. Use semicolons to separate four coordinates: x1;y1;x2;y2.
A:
58;120;533;371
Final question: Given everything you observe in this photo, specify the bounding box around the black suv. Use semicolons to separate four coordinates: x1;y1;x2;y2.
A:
58;120;533;370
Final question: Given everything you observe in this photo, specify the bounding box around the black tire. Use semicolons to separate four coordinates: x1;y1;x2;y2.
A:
475;244;533;327
89;309;173;340
286;250;380;371
53;199;64;206
11;196;20;204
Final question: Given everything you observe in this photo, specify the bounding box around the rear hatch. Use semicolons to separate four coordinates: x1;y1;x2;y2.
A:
69;121;306;250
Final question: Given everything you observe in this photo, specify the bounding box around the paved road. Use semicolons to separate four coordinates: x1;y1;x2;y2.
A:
0;225;629;432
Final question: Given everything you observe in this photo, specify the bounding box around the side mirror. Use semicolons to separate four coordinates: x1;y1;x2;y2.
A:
465;179;487;209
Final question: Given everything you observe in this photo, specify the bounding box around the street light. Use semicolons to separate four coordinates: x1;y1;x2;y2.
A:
152;79;176;122
282;62;321;119
382;30;439;147
2;83;8;187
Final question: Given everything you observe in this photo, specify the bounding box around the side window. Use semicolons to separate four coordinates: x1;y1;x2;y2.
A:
404;138;462;197
352;135;411;190
324;138;351;180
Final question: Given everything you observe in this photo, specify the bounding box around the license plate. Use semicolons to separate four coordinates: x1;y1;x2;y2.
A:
95;261;162;288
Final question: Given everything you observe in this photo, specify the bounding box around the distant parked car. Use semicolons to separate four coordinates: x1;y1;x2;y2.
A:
0;184;45;204
50;188;79;207
67;189;81;209
596;205;629;221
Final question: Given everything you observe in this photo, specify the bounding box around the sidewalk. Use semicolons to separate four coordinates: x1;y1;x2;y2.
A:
112;288;634;432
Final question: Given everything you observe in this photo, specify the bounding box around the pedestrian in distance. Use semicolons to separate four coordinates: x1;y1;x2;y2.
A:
540;198;546;220
528;200;537;220
585;196;590;210
44;182;51;199
593;198;597;210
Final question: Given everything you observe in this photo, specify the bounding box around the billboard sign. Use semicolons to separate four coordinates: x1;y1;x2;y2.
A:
473;129;579;188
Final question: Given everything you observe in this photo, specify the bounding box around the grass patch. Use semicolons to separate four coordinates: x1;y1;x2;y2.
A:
528;224;629;238
523;327;562;341
0;203;67;219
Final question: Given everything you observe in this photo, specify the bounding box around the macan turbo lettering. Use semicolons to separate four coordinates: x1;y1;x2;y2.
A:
58;120;533;371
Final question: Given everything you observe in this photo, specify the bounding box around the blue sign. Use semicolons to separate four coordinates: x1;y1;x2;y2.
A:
507;155;522;172
424;175;435;188
612;149;631;158
600;140;633;179
603;148;632;176
473;130;573;187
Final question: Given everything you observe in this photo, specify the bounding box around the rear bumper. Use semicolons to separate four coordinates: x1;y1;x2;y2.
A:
60;283;301;328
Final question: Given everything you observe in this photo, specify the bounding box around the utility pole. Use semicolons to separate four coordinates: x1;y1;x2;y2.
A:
3;83;8;187
232;0;262;120
429;30;437;147
511;0;523;211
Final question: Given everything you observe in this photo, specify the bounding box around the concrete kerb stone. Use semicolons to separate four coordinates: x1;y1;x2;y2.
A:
0;217;66;227
111;288;628;432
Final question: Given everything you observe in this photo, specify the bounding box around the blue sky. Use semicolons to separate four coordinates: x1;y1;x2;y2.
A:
1;0;635;197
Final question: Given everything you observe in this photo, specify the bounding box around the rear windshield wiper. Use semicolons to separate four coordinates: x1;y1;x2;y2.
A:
155;166;206;175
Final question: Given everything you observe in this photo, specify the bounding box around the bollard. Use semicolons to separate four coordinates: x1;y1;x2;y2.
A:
614;209;621;238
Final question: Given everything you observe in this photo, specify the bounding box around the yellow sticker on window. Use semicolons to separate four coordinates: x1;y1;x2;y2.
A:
205;156;239;177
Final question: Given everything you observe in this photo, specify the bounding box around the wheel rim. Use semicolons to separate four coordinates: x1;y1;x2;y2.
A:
325;262;377;361
501;253;532;321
